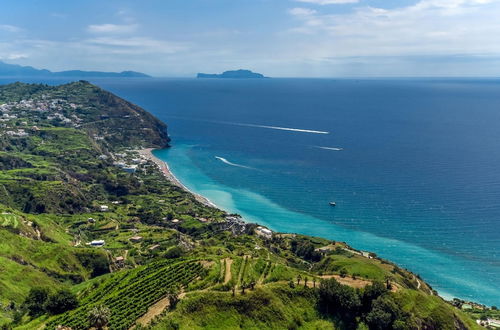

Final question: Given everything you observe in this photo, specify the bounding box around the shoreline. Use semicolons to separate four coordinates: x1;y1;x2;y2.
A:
138;148;494;308
137;148;218;208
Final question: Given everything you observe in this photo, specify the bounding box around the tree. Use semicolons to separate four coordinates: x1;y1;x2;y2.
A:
304;277;308;287
319;278;361;317
249;279;256;291
339;268;348;278
313;277;316;288
385;278;392;291
361;281;388;313
88;305;110;330
23;287;49;317
44;289;79;315
365;295;401;330
167;286;181;309
297;274;302;286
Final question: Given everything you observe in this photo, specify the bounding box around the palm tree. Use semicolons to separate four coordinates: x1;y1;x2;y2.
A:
88;305;110;330
313;277;316;288
297;274;302;286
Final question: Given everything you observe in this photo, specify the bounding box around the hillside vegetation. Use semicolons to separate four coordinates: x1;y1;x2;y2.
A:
0;82;483;329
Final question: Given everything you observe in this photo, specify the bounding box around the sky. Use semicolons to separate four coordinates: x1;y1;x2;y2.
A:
1;0;500;77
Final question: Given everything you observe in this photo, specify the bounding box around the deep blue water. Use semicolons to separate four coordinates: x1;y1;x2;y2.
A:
1;77;499;305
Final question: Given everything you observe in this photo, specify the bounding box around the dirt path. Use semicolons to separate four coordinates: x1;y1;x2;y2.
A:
223;258;233;284
133;292;186;328
319;274;372;289
257;261;271;285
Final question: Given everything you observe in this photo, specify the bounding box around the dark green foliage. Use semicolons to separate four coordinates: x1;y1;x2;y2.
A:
290;238;322;262
76;250;110;277
319;278;361;319
361;281;388;313
365;295;402;330
44;289;79;315
164;246;184;259
23;287;49;317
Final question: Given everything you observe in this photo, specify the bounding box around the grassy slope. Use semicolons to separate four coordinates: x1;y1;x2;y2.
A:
151;285;332;330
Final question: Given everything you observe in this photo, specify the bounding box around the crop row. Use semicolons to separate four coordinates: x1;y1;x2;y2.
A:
47;260;204;330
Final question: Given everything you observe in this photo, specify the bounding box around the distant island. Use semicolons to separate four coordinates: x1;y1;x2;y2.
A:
0;60;150;78
197;69;267;79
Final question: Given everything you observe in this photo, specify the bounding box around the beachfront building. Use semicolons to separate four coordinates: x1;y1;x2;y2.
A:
255;226;273;239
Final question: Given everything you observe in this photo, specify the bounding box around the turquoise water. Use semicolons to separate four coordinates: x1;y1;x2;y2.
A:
1;77;498;305
155;142;498;305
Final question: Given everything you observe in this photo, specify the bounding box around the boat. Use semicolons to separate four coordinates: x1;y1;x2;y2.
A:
329;202;336;207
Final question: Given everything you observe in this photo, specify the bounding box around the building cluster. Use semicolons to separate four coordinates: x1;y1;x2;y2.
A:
112;152;148;174
0;97;84;138
476;318;500;328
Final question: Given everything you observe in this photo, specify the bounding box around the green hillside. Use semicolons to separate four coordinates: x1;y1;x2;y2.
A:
0;82;485;329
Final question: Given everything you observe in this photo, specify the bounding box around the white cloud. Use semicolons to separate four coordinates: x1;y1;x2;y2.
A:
3;53;28;60
0;24;21;33
289;7;318;16
286;0;500;57
295;0;358;4
87;23;138;34
84;37;188;54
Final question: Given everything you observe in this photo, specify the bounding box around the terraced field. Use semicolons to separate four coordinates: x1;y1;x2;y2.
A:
46;259;206;330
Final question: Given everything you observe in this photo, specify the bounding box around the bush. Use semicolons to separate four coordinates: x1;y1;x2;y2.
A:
45;289;79;315
319;278;361;317
23;287;49;317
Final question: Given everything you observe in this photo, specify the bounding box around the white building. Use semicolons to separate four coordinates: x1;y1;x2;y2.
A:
90;240;105;247
255;226;273;239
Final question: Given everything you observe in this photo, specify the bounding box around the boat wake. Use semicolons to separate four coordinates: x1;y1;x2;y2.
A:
165;117;329;135
315;146;344;151
215;156;254;170
237;123;329;134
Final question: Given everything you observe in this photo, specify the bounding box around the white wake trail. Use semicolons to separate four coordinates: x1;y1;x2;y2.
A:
315;146;344;151
235;123;329;134
215;156;254;169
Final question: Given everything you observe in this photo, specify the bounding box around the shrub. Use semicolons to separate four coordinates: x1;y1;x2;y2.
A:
23;287;49;317
45;289;79;315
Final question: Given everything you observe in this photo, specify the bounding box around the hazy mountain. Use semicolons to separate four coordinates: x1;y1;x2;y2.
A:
197;69;266;78
0;61;150;78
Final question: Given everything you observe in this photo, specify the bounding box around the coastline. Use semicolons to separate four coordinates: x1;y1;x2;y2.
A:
140;146;496;308
137;148;218;208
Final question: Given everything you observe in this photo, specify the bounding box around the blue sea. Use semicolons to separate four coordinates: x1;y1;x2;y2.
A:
2;77;499;305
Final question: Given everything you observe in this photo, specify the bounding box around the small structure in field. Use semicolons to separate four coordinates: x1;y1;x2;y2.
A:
130;235;143;243
90;240;105;247
115;256;125;267
99;205;109;212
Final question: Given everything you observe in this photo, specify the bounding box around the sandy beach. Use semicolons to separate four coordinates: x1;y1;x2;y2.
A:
137;148;217;208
